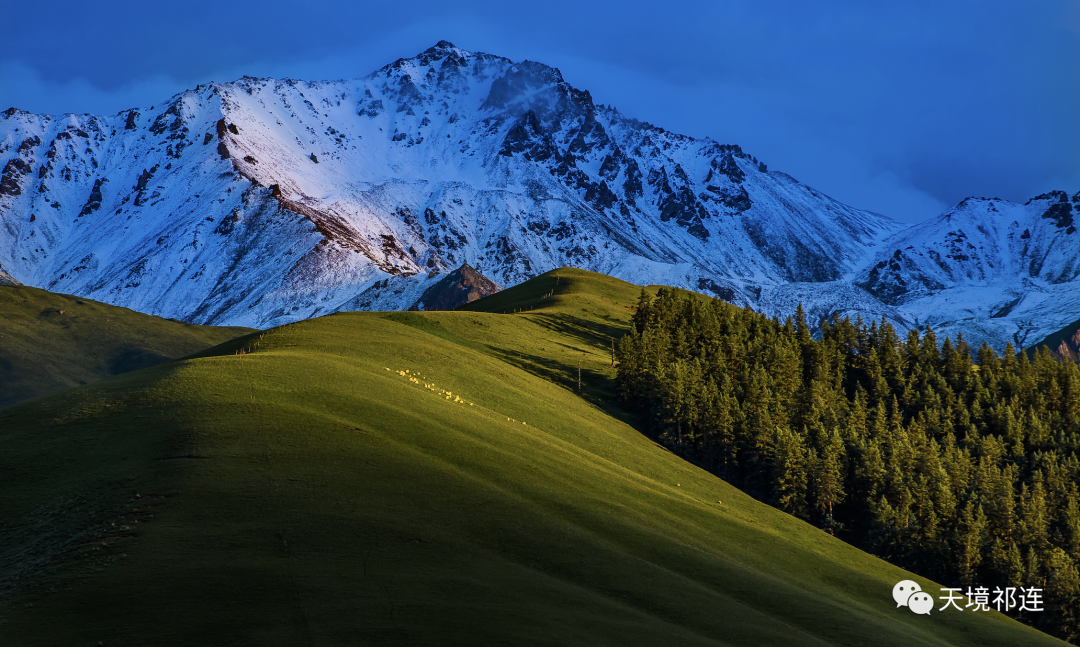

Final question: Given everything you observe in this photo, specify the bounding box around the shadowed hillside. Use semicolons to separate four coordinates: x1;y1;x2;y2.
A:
0;285;253;408
0;269;1064;645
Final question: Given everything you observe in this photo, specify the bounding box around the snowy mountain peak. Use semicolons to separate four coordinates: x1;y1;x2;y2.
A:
0;42;1076;352
850;192;1079;349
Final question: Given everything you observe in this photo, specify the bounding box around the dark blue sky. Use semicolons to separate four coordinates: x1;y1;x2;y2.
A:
2;1;1077;224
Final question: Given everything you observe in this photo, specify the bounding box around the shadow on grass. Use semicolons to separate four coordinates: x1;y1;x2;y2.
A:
484;345;639;428
527;313;627;354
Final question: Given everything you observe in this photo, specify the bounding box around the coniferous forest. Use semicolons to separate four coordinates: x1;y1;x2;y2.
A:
616;288;1080;643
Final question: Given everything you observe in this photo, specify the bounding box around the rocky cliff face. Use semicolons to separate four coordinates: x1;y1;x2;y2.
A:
0;266;20;286
1057;329;1080;362
410;264;501;311
1029;318;1080;361
0;41;1076;352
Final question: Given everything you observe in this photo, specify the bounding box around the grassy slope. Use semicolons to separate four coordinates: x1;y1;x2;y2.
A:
0;269;1062;646
0;285;254;408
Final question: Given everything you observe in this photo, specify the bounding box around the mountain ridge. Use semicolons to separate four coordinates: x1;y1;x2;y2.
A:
0;41;1076;351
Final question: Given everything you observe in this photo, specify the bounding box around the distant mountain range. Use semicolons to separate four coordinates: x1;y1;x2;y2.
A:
1;41;1076;351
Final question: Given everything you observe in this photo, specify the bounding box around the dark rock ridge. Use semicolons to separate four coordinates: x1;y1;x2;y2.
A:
411;265;501;311
1028;318;1080;362
1058;329;1080;362
0;265;21;286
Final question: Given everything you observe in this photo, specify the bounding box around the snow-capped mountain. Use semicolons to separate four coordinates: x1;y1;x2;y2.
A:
856;192;1079;349
757;190;1079;351
0;41;1076;351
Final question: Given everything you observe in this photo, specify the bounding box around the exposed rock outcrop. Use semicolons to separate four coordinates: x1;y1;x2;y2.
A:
411;264;501;311
0;266;22;286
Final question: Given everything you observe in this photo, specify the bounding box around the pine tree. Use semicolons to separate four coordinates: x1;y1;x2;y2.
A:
955;501;988;586
1060;489;1080;556
1024;547;1042;589
844;389;869;441
1020;478;1050;552
855;439;887;508
1043;549;1080;642
631;288;652;334
1005;542;1025;589
771;426;808;517
661;361;688;444
614;288;1080;643
813;427;846;523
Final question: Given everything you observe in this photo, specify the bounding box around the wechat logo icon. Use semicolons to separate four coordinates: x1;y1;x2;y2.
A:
893;580;933;615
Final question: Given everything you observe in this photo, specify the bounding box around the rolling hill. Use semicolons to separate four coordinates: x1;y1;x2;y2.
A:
0;269;1064;645
0;284;253;408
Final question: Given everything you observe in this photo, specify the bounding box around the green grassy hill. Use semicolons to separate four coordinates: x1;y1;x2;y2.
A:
0;285;254;408
0;269;1063;645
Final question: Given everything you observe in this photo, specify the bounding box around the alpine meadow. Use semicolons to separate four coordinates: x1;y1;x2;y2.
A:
0;270;1071;645
1;28;1078;647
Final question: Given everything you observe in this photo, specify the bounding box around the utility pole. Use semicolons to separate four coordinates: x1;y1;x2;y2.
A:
610;338;615;368
578;358;582;396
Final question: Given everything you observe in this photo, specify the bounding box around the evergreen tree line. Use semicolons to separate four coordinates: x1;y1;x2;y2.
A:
616;288;1080;643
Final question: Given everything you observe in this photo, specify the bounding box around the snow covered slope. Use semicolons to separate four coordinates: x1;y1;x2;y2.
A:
0;41;1075;351
854;192;1080;350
